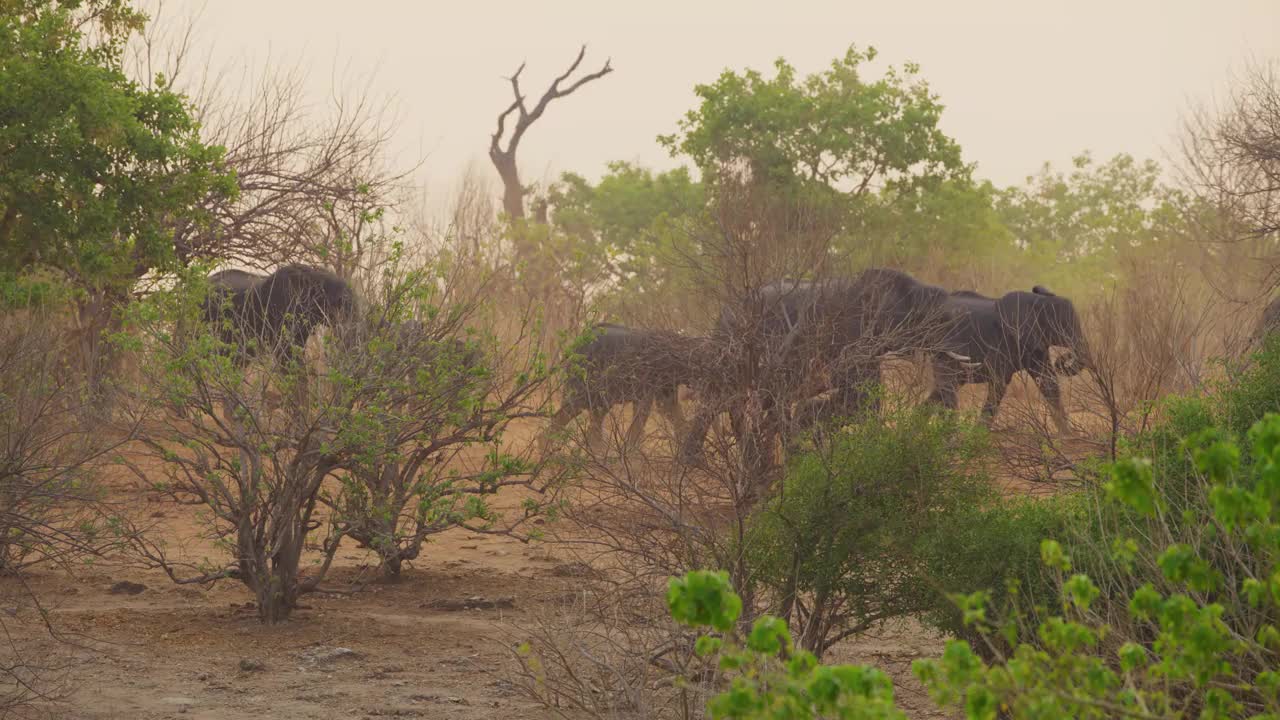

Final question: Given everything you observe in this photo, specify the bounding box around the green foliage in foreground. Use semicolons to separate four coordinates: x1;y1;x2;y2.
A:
745;404;995;656
669;411;1280;718
668;570;906;720
913;414;1280;719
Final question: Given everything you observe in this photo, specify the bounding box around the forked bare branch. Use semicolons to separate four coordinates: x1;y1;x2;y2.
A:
489;45;613;220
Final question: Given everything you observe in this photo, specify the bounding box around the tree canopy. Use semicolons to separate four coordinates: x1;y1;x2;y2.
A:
660;46;968;209
0;0;234;301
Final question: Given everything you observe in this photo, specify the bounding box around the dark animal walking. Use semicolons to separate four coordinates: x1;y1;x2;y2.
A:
542;323;706;452
927;285;1091;435
678;268;978;461
202;264;358;368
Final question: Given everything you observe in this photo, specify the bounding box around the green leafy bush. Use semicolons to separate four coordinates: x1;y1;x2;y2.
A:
1219;332;1280;439
122;263;557;621
0;0;234;290
913;415;1280;719
667;570;907;720
917;493;1082;657
669;414;1280;718
744;405;994;656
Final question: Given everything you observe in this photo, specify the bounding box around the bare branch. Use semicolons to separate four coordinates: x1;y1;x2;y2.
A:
488;45;613;221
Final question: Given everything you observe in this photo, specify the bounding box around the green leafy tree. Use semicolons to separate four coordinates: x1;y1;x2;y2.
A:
661;45;968;248
858;176;1017;276
545;161;705;319
0;0;233;373
995;152;1185;293
1;0;232;286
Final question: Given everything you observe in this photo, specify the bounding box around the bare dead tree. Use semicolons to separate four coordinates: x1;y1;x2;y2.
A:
1179;59;1280;296
0;308;149;715
489;45;613;222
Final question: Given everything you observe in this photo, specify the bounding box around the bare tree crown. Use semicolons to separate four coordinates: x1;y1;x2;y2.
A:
489;45;613;221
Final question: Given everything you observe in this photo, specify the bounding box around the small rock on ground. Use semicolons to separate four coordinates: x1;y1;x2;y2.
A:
421;596;514;611
298;646;362;665
109;581;147;595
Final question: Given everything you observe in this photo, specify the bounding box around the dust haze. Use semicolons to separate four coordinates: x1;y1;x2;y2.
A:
5;2;1280;718
184;0;1279;192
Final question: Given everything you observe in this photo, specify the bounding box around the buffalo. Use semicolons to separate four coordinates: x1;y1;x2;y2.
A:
678;268;978;460
542;323;707;452
927;285;1092;435
202;264;358;368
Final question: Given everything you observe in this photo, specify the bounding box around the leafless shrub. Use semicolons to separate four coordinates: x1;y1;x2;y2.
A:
185;64;412;279
0;586;74;716
128;3;416;281
1179;58;1280;295
504;584;711;720
994;253;1237;485
0;309;140;573
0;309;146;715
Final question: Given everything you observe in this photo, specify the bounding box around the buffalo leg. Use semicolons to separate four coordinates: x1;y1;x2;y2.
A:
540;394;588;455
927;358;962;410
679;400;717;462
624;396;654;449
980;373;1010;427
585;406;610;453
655;388;688;443
1030;363;1073;436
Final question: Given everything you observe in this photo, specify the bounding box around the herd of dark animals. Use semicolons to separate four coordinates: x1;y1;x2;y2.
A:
200;263;1103;458
545;268;1095;460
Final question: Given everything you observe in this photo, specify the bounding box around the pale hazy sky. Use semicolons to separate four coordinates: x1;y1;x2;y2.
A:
176;1;1278;198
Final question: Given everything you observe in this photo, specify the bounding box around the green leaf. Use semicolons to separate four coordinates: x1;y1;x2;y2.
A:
667;571;742;632
1040;539;1071;572
745;616;790;655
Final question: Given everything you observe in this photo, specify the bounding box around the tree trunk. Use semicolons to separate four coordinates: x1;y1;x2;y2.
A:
74;292;126;417
253;519;307;623
382;553;403;580
492;153;524;221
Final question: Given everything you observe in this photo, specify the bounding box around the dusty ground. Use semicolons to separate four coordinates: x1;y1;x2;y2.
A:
5;522;951;720
5;486;578;720
3;379;1085;720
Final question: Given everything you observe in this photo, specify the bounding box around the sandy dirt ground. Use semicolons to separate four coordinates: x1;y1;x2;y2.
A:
5;525;953;720
3;379;1082;720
